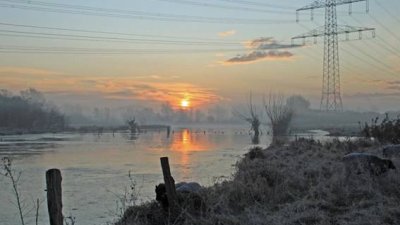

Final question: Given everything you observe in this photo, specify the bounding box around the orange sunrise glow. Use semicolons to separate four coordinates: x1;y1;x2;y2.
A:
180;99;190;109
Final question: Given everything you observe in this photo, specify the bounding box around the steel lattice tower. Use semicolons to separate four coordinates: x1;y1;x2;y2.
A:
292;0;375;111
322;0;341;111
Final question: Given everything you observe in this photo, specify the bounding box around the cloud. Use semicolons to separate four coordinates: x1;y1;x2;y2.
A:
387;86;400;91
386;80;400;85
218;30;236;37
365;80;400;91
0;66;64;77
385;80;400;91
221;37;301;65
223;50;293;65
345;92;400;98
133;74;180;80
245;37;302;50
98;80;223;108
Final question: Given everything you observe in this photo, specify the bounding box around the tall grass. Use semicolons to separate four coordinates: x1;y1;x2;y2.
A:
361;114;400;144
1;157;43;225
1;157;26;225
116;138;399;225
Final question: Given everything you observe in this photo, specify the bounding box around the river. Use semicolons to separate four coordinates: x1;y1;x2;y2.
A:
0;126;329;225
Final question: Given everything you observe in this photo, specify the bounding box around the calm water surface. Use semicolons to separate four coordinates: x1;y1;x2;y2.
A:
0;126;278;225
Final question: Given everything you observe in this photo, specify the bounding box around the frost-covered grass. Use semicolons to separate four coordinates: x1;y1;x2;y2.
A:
116;138;400;225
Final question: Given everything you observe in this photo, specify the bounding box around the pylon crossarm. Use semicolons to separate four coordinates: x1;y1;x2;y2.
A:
292;25;375;40
297;0;366;12
292;26;325;40
297;0;324;12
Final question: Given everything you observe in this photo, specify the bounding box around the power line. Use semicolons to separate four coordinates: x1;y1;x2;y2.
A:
339;45;394;78
158;0;363;18
369;13;400;42
354;41;400;69
213;0;297;10
298;15;396;80
0;29;244;46
0;22;244;42
375;36;400;58
0;1;293;24
295;46;379;84
343;43;399;77
0;44;253;54
349;15;400;57
154;0;294;14
374;0;400;24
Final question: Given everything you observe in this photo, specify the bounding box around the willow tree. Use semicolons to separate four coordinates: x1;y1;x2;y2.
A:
127;117;140;134
235;94;261;144
264;94;294;145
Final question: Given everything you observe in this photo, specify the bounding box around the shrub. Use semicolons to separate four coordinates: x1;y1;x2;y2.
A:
264;94;294;145
361;113;400;144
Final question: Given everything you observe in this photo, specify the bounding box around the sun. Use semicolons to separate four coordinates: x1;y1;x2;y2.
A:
180;99;190;108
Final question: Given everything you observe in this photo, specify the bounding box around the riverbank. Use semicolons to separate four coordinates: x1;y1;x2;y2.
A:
116;138;400;225
0;124;171;136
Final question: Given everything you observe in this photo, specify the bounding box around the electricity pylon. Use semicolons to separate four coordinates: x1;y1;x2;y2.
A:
292;0;375;111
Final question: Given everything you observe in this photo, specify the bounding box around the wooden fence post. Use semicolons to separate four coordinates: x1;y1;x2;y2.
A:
160;157;177;210
46;169;63;225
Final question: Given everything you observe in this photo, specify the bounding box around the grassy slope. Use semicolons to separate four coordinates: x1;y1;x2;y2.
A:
116;139;400;225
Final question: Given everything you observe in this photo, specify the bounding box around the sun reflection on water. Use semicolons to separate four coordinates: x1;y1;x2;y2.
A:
170;129;214;179
171;129;212;152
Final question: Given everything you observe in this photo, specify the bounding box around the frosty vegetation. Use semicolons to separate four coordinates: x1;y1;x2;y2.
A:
362;114;400;144
115;137;400;225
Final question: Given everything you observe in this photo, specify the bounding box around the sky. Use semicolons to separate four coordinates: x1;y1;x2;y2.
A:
0;0;399;112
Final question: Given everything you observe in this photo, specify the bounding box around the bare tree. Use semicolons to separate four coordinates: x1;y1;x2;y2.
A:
127;117;140;134
234;94;261;144
264;94;294;145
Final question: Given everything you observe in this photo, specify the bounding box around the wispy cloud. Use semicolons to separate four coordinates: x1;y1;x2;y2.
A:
345;92;400;98
218;30;236;37
97;80;222;107
0;66;64;77
245;37;302;50
362;79;400;91
223;50;293;65
223;37;300;65
384;80;400;91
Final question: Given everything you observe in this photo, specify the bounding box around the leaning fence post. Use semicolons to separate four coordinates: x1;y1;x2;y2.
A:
46;169;63;225
160;157;177;211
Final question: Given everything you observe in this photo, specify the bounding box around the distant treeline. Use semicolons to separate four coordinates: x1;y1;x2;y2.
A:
0;88;66;133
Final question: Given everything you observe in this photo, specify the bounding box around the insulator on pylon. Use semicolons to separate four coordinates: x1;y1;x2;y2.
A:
359;31;362;40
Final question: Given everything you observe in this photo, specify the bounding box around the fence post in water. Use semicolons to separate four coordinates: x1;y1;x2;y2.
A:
46;169;63;225
160;157;177;210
